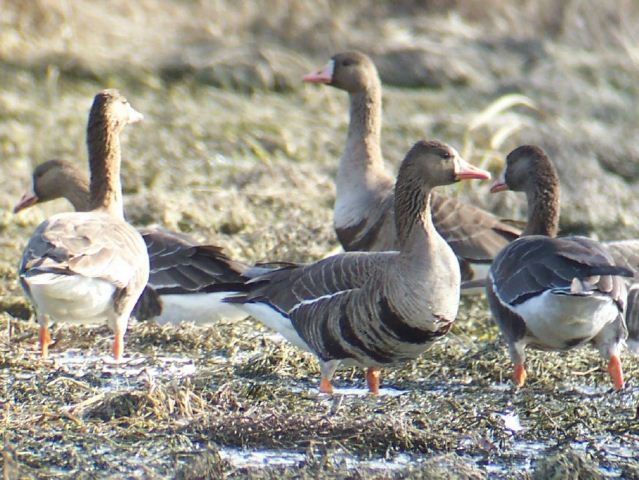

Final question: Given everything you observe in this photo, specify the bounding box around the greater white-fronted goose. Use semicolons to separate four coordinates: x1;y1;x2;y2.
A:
225;140;491;394
19;90;149;360
486;145;632;390
303;51;520;283
14;159;248;325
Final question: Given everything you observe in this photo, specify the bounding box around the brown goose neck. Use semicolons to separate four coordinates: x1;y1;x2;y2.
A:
65;174;91;212
87;119;124;219
346;86;382;168
394;178;435;252
523;179;560;237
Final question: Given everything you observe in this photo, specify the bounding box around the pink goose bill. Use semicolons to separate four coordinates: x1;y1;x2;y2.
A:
13;190;39;214
455;159;491;181
303;60;335;84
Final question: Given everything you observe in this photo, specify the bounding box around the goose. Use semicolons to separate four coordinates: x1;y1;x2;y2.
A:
14;159;248;325
225;140;491;394
19;90;150;360
303;51;520;284
486;145;632;390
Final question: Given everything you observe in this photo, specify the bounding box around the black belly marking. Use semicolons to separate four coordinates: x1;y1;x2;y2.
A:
338;302;394;364
378;296;451;344
318;310;353;361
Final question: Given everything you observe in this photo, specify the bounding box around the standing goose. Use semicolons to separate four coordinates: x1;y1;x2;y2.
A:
303;51;520;283
14;159;248;325
225;140;491;394
487;145;632;390
19;90;149;360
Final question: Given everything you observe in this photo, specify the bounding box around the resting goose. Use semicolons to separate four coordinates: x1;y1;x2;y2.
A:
225;140;491;394
303;51;520;283
486;145;632;390
14;159;248;325
19;90;149;360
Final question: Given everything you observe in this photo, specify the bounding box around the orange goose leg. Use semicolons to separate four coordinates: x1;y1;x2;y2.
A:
319;377;334;394
513;363;527;387
608;355;624;391
366;367;381;395
112;331;124;362
39;325;52;358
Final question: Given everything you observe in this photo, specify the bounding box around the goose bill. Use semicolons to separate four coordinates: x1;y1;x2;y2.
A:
303;60;335;84
455;160;491;181
490;181;508;193
14;190;39;213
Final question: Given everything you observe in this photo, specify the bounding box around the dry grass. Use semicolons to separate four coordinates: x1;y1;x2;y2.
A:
1;0;639;478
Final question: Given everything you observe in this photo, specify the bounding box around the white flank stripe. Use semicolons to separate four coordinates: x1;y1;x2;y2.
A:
289;289;354;315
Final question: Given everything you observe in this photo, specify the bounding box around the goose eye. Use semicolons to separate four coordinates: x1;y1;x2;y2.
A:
342;59;355;67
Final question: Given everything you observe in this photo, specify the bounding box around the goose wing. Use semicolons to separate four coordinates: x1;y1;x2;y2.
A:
20;212;148;290
140;228;246;294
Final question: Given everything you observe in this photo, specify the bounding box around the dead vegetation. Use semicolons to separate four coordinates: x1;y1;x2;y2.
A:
1;0;639;478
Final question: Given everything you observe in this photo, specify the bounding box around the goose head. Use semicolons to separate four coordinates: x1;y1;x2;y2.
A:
14;160;88;213
88;89;143;135
490;145;558;194
491;145;560;237
303;51;379;93
400;140;491;190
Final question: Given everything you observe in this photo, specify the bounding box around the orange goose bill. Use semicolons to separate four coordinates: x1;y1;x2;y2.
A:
13;159;249;326
486;145;632;391
303;51;520;286
19;90;149;361
225;140;490;394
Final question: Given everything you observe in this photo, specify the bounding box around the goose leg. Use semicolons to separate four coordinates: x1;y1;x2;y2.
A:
509;341;527;387
593;315;625;391
513;363;527;387
319;377;333;394
607;355;624;391
37;314;51;358
112;315;128;362
366;367;381;394
38;319;51;358
319;360;340;394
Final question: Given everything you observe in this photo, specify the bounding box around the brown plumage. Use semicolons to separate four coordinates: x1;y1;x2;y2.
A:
14;159;248;324
19;90;149;360
487;145;631;391
303;51;520;283
226;140;491;394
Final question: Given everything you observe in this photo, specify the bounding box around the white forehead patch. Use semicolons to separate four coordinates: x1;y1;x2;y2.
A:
325;59;335;78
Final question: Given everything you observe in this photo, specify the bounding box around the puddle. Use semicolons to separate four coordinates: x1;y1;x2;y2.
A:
42;350;198;391
498;411;524;432
219;448;305;468
219;448;413;471
329;386;408;397
288;385;408;397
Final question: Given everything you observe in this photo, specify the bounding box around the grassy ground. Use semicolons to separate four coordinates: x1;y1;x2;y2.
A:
1;1;639;478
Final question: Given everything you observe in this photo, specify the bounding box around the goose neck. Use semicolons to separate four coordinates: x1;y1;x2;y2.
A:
523;181;560;237
87;120;124;219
